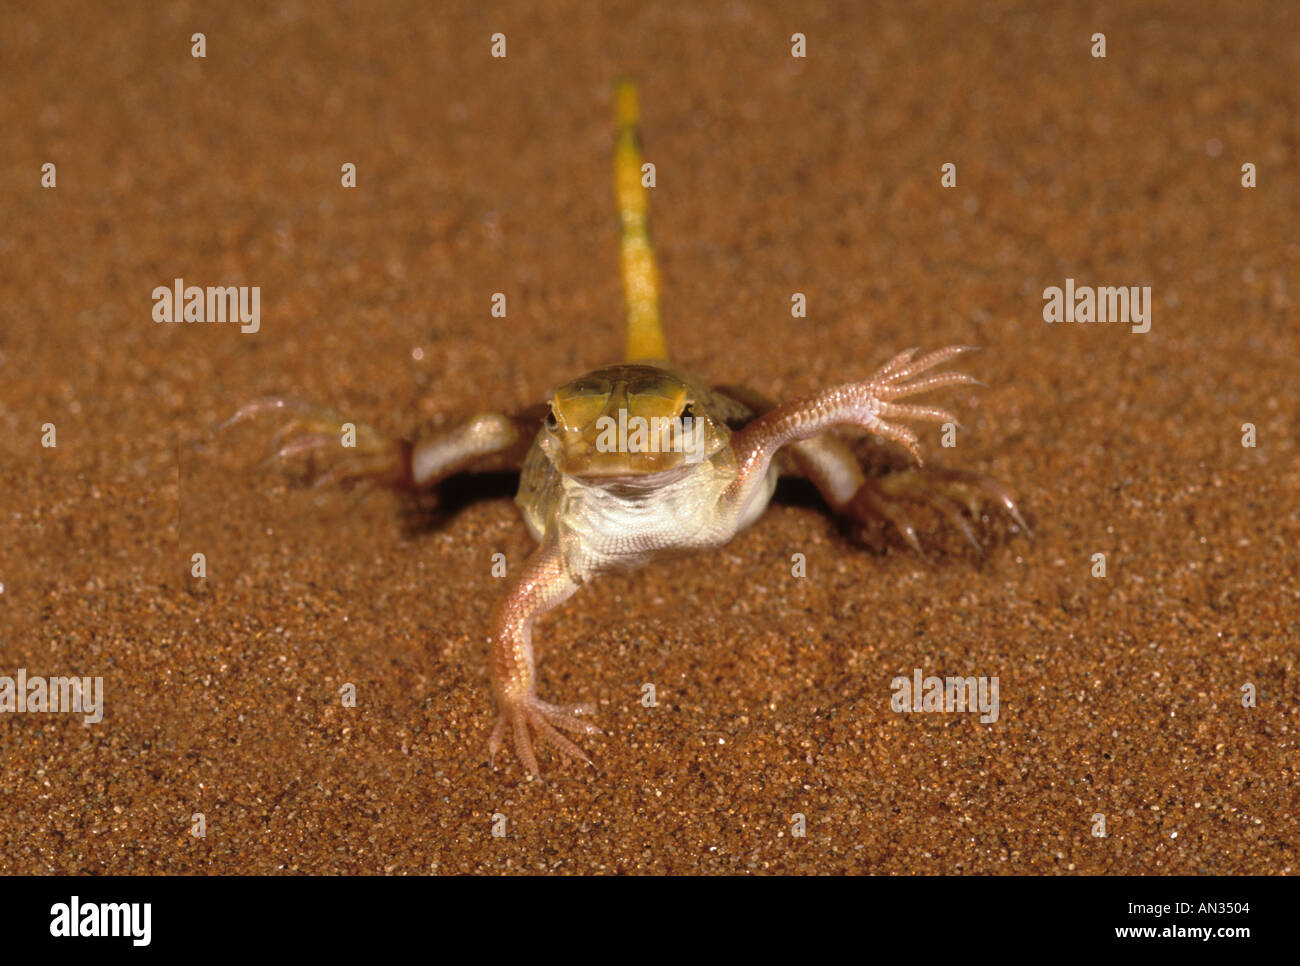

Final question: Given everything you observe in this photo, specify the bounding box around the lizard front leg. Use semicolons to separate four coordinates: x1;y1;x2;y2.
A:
718;381;1027;554
487;538;601;779
722;346;983;521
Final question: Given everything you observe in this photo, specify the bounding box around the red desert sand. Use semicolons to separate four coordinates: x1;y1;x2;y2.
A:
0;1;1294;873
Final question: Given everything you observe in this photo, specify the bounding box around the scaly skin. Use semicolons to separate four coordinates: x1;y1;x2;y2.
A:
225;80;1028;780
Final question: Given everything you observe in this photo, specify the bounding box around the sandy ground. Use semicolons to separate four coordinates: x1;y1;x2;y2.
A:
1;0;1295;874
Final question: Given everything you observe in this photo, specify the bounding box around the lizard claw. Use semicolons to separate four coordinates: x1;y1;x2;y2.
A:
847;466;1029;555
488;694;601;780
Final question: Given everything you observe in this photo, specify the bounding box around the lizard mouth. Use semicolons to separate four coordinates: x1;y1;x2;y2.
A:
548;433;711;481
566;462;698;491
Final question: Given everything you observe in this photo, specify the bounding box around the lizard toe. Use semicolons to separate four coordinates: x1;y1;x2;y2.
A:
490;694;600;779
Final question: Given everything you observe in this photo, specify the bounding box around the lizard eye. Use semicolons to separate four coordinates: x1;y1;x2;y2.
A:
545;405;558;430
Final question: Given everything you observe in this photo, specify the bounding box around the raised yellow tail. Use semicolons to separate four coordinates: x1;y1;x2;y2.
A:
615;79;668;362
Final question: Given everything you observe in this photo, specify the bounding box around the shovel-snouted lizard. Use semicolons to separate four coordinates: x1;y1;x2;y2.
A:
227;81;1027;779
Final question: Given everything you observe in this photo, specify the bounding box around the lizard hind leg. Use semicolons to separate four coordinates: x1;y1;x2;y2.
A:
220;398;540;492
218;396;413;489
846;465;1031;556
794;434;1029;556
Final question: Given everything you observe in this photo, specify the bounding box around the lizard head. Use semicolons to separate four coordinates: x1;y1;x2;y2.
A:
540;364;730;481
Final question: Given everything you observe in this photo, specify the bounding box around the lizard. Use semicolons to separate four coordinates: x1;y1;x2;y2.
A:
225;80;1028;780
